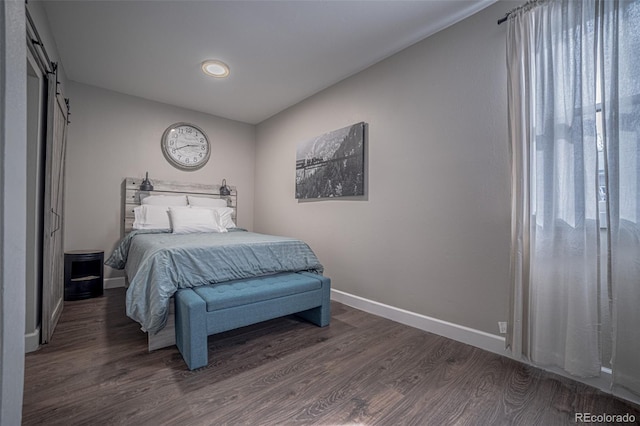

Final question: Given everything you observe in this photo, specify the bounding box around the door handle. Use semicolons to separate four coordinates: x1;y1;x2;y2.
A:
51;208;60;236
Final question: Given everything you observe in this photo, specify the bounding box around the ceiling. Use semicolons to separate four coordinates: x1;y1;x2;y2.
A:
40;0;496;124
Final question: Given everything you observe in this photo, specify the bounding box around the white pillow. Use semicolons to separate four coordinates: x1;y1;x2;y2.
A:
216;207;237;228
168;207;227;234
191;206;236;229
188;196;228;208
132;205;171;229
141;195;188;206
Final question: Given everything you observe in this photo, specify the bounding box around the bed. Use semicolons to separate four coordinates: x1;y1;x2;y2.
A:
107;177;329;352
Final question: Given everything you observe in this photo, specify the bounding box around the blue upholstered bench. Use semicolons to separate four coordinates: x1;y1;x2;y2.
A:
175;271;331;370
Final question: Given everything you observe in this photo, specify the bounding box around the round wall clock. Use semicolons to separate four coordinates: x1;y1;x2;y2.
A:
161;122;211;171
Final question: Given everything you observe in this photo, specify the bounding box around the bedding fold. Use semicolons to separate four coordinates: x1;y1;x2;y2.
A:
106;230;323;334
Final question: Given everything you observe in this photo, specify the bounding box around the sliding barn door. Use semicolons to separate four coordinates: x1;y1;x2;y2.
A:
41;74;68;344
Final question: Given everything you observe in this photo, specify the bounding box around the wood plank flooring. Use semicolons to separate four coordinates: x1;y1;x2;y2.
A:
23;288;640;425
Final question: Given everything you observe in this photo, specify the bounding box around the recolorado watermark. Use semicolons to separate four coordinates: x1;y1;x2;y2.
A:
575;412;636;423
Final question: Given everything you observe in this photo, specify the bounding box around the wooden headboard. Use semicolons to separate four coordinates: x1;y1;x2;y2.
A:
123;177;237;234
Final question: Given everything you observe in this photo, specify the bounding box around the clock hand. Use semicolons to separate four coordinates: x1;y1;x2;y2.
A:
176;144;199;150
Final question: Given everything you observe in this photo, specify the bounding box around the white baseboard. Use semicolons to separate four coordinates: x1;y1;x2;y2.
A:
104;277;126;289
330;289;507;357
24;326;40;353
330;289;640;407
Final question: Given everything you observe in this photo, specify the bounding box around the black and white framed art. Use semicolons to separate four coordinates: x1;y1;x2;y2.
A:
295;122;365;199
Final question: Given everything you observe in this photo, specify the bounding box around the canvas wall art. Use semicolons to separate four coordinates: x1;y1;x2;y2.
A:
295;122;366;199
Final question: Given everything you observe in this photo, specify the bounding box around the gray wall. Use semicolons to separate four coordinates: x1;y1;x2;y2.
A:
255;2;512;335
64;82;256;280
1;0;27;422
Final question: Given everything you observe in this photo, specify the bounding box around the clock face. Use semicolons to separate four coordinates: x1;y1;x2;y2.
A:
161;123;211;170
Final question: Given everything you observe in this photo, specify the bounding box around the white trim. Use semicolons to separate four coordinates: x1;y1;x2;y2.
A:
518;363;639;406
540;364;611;396
330;289;507;356
104;277;126;289
611;384;640;407
24;326;40;353
330;289;640;407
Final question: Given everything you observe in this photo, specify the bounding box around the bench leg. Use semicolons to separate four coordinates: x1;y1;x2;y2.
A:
296;274;331;327
175;290;208;370
297;304;330;327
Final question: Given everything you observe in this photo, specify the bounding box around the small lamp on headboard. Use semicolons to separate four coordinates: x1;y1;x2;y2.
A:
219;178;231;196
139;172;154;191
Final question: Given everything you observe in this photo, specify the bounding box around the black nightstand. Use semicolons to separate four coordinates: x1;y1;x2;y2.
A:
64;250;104;301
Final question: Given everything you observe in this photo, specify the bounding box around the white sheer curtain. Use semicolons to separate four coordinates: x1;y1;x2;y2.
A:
601;0;640;396
507;0;640;396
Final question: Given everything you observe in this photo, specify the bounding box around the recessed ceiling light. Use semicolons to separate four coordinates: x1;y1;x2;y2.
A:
201;60;230;78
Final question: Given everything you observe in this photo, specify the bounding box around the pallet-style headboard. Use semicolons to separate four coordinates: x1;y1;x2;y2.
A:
123;177;237;234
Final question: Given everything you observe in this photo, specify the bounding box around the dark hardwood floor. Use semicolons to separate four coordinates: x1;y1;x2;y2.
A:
23;288;639;425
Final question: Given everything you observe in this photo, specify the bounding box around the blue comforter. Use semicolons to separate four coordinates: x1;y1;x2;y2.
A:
105;229;323;334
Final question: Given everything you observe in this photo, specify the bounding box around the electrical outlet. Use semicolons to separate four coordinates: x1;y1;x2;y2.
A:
498;321;507;334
